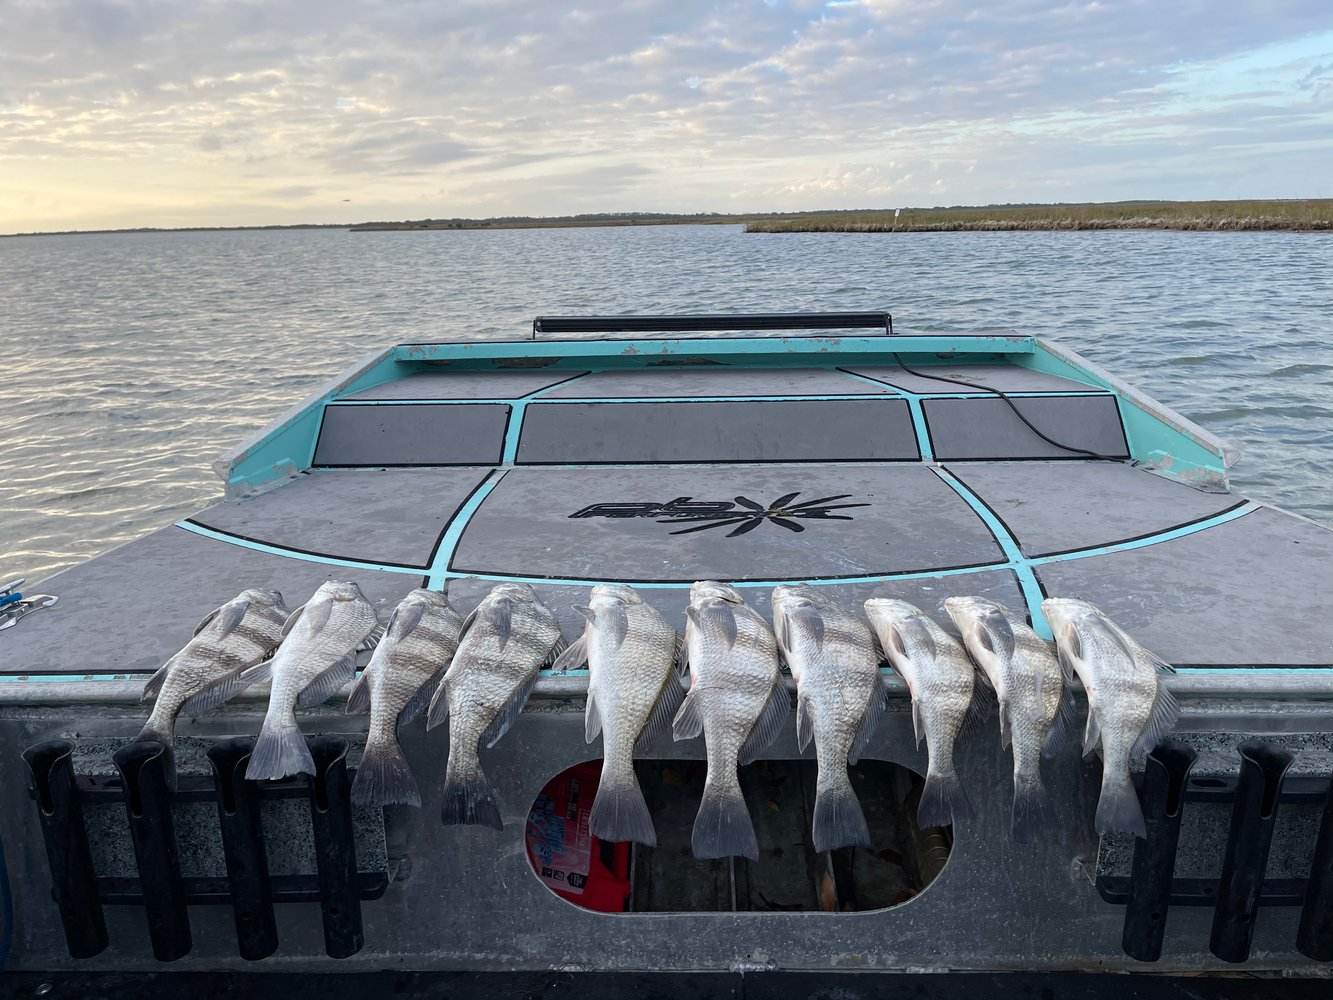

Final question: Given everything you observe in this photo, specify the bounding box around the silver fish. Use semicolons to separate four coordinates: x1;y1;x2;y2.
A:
551;584;684;846
772;585;884;853
426;583;564;829
246;581;381;781
1042;597;1179;838
673;581;789;860
944;596;1073;843
865;598;977;829
137;588;289;785
347;589;464;807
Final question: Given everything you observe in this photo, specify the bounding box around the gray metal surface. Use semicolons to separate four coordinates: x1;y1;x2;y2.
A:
444;569;1027;647
450;465;1002;581
924;397;1128;461
540;367;899;398
946;461;1240;556
191;468;490;567
313;403;509;466
1035;506;1333;665
515;400;919;464
844;363;1099;394
1;526;421;675
342;370;587;400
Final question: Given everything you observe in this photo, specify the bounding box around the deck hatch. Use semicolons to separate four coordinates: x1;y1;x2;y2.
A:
312;402;509;467
923;396;1129;461
514;399;919;464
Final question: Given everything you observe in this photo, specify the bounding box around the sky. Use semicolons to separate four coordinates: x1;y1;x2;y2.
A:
2;0;1332;233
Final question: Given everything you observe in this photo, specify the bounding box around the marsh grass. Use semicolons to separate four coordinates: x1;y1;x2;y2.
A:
744;200;1333;233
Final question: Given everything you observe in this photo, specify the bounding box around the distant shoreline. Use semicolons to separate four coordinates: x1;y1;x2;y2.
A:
4;199;1331;238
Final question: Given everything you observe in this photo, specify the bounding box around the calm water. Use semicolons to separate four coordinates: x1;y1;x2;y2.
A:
2;225;1330;583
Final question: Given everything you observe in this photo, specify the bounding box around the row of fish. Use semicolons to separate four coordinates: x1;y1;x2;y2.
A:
135;579;1178;860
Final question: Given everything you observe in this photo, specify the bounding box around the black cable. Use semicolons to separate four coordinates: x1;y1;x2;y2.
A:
890;352;1126;461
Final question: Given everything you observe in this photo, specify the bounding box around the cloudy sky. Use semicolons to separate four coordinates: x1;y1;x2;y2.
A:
2;0;1331;232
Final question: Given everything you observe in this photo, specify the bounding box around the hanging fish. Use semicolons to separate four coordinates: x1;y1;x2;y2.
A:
246;581;381;781
1042;597;1180;838
864;598;977;829
673;581;789;860
552;584;683;846
426;583;564;829
772;585;884;853
348;589;464;807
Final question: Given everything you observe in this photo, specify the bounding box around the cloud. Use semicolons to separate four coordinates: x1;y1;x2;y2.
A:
1;0;1332;229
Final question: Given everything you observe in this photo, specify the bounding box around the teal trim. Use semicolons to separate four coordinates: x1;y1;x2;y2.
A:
425;472;509;589
932;468;1053;638
500;371;595;463
324;389;1111;407
905;397;935;462
1029;503;1258;565
175;522;425;576
440;564;1010;589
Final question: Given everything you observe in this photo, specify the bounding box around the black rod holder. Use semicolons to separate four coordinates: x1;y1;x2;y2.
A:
21;740;108;959
112;740;192;962
1209;740;1294;963
1297;772;1333;962
306;736;363;959
1122;742;1198;962
207;738;279;961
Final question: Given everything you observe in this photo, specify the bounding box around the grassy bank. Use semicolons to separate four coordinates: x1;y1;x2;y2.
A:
744;199;1333;233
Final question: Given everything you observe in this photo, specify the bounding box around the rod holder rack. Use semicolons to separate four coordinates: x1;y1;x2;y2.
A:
24;736;387;962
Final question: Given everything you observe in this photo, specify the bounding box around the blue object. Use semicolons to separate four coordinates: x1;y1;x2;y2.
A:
0;591;21;609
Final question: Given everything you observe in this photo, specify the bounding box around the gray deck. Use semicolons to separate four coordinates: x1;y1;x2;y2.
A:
844;362;1100;394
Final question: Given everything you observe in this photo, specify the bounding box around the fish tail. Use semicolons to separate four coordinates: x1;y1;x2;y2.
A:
588;762;656;847
245;716;315;781
351;736;421;808
439;752;503;829
1096;770;1147;839
692;775;758;861
917;769;973;829
812;767;870;853
1011;771;1052;845
132;721;178;792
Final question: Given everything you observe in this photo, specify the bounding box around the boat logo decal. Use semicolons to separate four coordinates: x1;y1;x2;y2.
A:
568;493;870;538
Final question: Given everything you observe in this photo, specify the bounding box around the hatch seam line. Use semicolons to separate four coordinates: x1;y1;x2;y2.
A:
174;522;424;576
424;473;509;589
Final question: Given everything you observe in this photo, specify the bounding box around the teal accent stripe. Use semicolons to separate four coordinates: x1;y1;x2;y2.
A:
439;563;1009;590
932;467;1054;638
1030;504;1259;565
905;397;935;462
175;522;425;576
425;472;508;589
500;371;596;463
326;389;1109;407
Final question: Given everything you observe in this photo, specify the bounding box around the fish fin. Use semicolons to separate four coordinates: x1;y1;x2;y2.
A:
976;607;1016;660
1042;678;1077;759
351;738;421;808
246;720;315;780
795;692;813;753
1055;627;1080;686
692;781;758;860
573;604;596;624
812;779;870;853
961;681;992;737
672;687;704;741
1083;615;1137;663
440;772;503;829
397;665;448;728
687;601;737;648
584;687;602;743
345;671;372;716
196;601;247;639
425;675;451;730
1131;683;1181;758
911;699;924;749
481;668;538;748
132;726;177;792
635;671;687;754
997;700;1012;750
1145;648;1178;674
607;605;629;645
456;606;480;643
357;622;385;653
848;682;885;765
181;669;262;716
1011;778;1052;845
918;772;973;829
141;661;171;702
194;607;220;636
589;769;656;846
1083;707;1102;757
491;596;514;650
739;681;791;765
674;631;689;677
551;632;589;673
296;653;358;708
237;657;273;689
280;604;304;637
789;601;825;652
890;615;937;661
387;602;426;643
542;633;568;668
1096;772;1147;838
